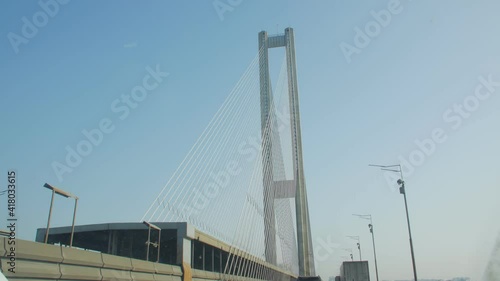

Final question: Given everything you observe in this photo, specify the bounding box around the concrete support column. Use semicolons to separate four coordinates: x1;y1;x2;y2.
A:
259;30;277;266
284;27;315;277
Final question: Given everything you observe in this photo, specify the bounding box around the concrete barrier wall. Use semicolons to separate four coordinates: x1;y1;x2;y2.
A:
0;238;182;281
0;238;292;281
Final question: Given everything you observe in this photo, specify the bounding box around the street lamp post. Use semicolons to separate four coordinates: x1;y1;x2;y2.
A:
369;164;418;281
347;236;362;261
342;248;354;261
70;197;79;247
44;187;56;244
353;214;379;281
43;183;78;247
143;221;161;262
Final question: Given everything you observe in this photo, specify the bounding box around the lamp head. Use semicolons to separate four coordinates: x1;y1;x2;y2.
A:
397;179;404;186
44;183;74;198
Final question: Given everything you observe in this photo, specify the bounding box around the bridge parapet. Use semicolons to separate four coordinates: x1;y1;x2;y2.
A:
0;238;294;281
0;238;183;281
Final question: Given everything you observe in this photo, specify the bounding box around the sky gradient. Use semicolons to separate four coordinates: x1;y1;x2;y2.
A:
1;1;500;280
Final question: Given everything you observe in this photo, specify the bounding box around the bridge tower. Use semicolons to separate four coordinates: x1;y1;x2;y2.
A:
258;27;316;277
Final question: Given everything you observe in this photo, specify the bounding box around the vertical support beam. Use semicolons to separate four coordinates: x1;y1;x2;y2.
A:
258;30;277;265
107;230;112;254
157;228;161;263
69;198;78;247
284;27;315;276
146;226;151;261
44;190;55;244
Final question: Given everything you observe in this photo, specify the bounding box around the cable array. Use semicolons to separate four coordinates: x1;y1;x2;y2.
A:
141;47;299;277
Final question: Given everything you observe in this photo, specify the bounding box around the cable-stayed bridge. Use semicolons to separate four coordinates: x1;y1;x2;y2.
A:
141;27;316;280
10;28;319;281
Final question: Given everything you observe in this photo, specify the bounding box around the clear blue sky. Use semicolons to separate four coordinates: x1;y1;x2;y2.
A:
1;1;500;280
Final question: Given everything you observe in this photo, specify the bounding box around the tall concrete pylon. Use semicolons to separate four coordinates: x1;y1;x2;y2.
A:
259;27;316;277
